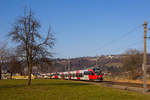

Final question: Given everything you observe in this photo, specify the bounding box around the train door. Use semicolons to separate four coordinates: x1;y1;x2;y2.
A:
80;70;89;80
76;70;80;80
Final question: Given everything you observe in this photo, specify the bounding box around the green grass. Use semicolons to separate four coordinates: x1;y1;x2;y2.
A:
0;79;150;100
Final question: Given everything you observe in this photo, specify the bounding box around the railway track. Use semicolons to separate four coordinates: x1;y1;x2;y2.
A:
77;80;150;93
75;80;150;89
98;81;150;89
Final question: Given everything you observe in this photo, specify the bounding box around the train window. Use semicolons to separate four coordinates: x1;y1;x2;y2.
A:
84;71;94;75
76;73;79;77
79;73;83;77
89;71;94;75
69;74;72;77
84;71;89;75
65;74;68;77
93;67;100;71
73;73;75;77
79;73;81;77
78;74;80;77
95;72;102;75
81;73;84;77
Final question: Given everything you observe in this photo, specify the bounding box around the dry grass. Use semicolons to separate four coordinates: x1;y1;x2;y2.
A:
113;79;150;84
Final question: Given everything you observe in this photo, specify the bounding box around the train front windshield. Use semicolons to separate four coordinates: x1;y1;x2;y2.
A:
93;67;102;75
95;72;102;75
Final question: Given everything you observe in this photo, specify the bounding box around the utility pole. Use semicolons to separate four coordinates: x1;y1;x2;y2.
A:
65;61;67;71
68;58;70;72
68;58;70;80
143;21;147;92
79;58;81;70
96;55;99;67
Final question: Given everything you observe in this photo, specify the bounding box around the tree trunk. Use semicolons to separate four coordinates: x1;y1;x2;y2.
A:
0;65;1;79
10;72;12;79
27;63;32;86
130;70;137;80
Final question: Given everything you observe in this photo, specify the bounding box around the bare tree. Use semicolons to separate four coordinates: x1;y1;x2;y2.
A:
121;49;143;79
0;44;9;79
9;9;55;85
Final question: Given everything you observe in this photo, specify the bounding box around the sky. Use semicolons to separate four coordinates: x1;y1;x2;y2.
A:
0;0;150;58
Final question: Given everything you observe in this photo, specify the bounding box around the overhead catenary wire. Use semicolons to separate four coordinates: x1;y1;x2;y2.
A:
102;25;142;47
107;39;144;55
88;24;143;56
97;20;150;56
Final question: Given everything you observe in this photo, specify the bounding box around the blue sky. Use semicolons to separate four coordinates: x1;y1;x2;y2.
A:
0;0;150;58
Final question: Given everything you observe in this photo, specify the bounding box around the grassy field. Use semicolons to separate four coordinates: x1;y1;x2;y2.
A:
0;79;150;100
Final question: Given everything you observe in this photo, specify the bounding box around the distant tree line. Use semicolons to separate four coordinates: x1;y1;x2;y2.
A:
121;49;143;80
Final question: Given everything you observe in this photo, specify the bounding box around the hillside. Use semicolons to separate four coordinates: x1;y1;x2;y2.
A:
47;55;122;74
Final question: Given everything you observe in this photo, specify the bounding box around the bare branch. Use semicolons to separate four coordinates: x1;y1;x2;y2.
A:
9;8;55;85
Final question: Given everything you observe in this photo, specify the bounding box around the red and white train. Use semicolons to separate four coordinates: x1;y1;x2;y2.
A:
50;67;103;81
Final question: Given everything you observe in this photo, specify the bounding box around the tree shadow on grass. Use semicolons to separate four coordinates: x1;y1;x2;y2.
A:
0;84;26;89
0;82;90;89
34;82;90;86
